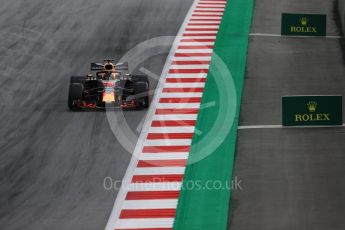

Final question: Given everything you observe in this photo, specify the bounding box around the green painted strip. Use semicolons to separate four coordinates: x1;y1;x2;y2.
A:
173;0;254;229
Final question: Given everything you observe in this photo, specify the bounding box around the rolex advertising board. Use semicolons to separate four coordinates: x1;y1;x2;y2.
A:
282;95;343;126
281;13;326;36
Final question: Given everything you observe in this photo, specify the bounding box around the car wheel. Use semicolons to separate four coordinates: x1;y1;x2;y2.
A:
134;81;149;108
68;83;84;110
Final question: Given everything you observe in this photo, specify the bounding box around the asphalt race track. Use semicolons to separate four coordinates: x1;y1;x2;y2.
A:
229;0;345;229
0;0;193;229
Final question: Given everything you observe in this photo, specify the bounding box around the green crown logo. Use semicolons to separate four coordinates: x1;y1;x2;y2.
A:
307;101;317;113
300;17;308;26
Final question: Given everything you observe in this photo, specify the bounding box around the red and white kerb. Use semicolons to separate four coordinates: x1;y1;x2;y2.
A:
108;0;227;229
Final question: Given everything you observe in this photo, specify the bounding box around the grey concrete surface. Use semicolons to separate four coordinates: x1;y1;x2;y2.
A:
0;0;193;229
229;0;345;229
338;0;345;34
230;128;345;230
251;0;342;36
241;36;345;125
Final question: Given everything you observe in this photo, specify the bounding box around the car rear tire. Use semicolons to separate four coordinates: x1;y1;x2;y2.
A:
132;75;149;84
70;76;86;84
134;81;149;108
68;83;84;110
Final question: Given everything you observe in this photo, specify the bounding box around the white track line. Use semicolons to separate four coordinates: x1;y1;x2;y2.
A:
179;42;215;46
169;64;210;69
180;36;217;39
250;33;344;39
188;22;221;24
144;139;192;146
194;9;224;12
176;48;214;52
186;26;219;29
152;114;198;120
156;103;201;109
148;126;196;133
197;5;225;7
122;199;178;209
134;167;186;176
166;73;208;78
238;125;282;129
160;92;203;98
190;16;222;20
126;182;182;192
172;57;212;62
139;153;189;161
115;219;175;229
238;124;345;129
200;1;227;3
192;12;223;15
164;83;205;88
183;33;218;37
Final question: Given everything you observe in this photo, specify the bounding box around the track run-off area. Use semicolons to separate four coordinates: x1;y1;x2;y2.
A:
229;0;345;229
2;0;345;229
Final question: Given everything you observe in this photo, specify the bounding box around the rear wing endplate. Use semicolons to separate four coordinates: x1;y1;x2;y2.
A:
91;63;104;71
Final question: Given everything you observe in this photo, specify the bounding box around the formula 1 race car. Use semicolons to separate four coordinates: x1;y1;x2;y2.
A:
68;59;149;110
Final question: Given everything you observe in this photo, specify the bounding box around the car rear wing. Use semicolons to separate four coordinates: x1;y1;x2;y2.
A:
91;63;104;71
90;62;128;71
115;62;128;70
